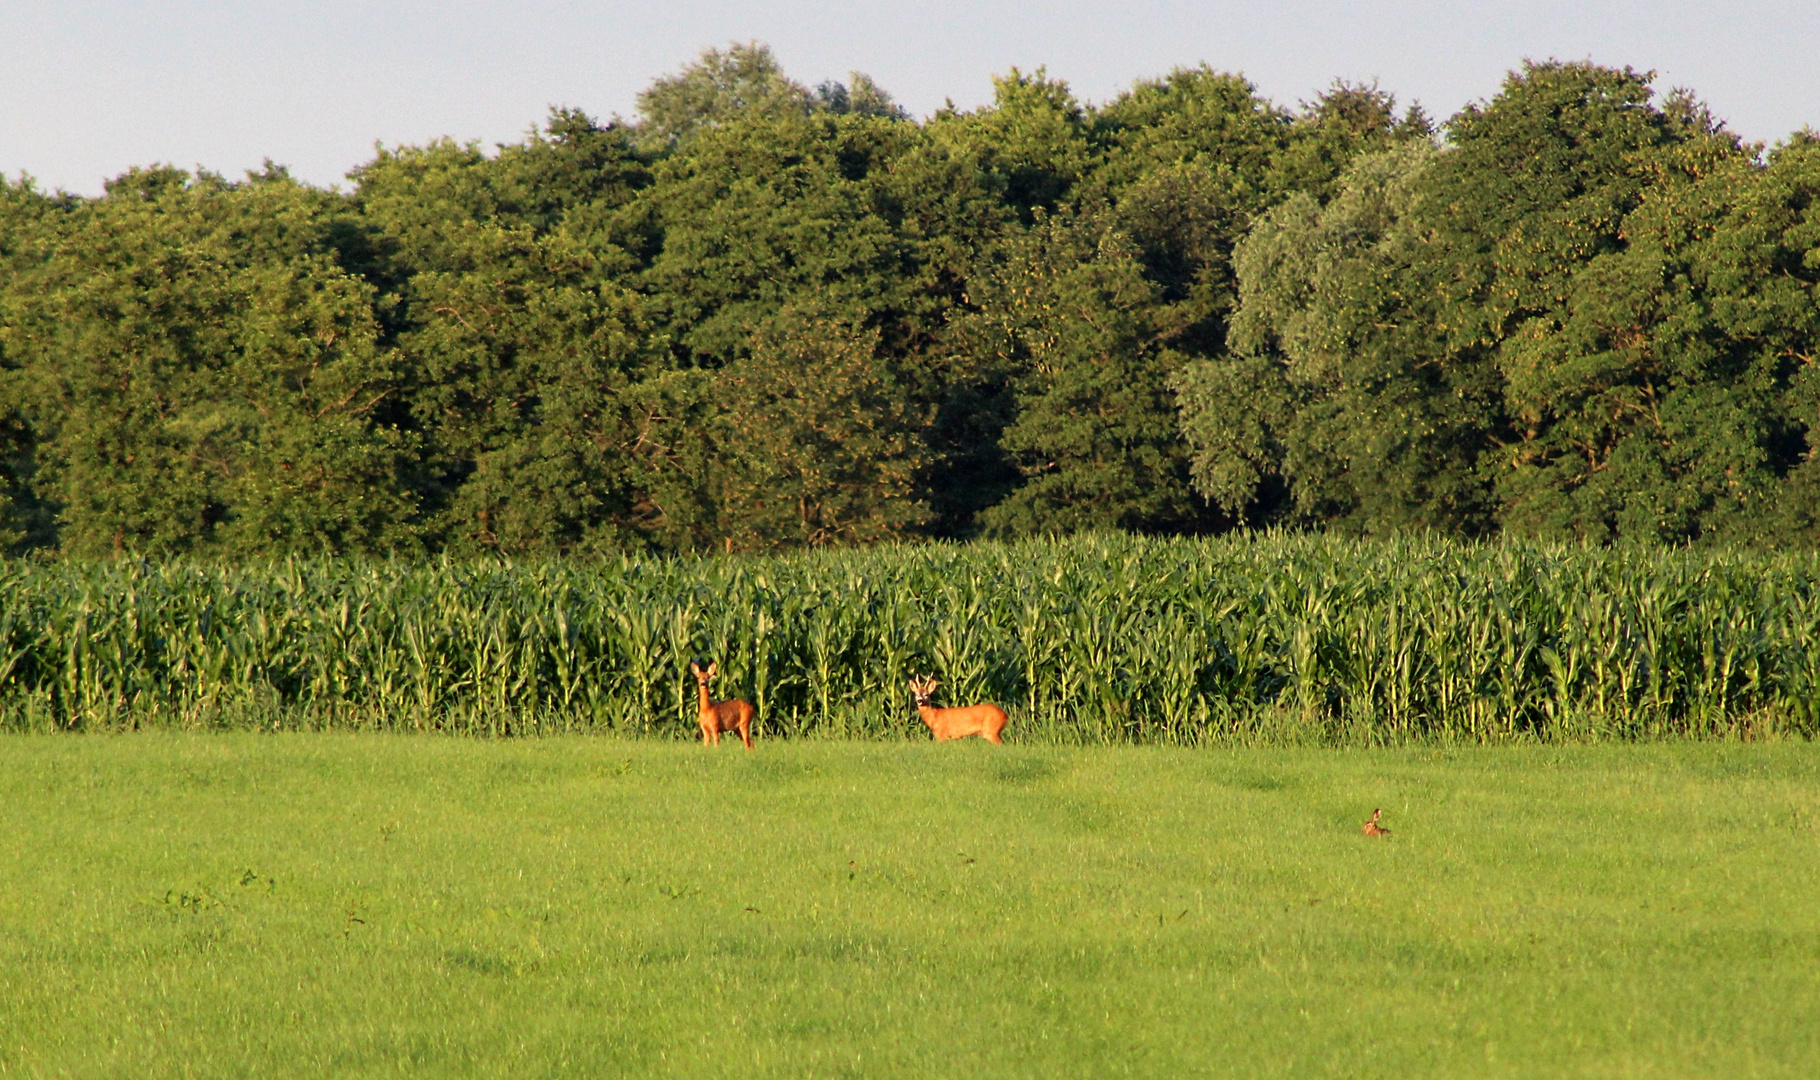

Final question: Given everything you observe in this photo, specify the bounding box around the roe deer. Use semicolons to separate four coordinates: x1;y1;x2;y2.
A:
1361;808;1389;837
908;675;1007;744
690;660;754;749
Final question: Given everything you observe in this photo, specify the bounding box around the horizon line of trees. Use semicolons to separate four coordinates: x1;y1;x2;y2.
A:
3;44;1819;560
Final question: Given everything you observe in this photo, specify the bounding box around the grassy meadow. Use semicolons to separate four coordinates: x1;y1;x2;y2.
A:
2;734;1817;1078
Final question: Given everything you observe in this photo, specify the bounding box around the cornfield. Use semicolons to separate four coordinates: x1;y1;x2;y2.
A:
3;532;1819;742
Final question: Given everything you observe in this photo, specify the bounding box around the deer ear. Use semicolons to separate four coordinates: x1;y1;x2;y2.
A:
689;662;702;676
707;661;719;677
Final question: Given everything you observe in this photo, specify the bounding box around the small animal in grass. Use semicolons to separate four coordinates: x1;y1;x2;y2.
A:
690;660;754;749
908;674;1008;744
1361;808;1390;837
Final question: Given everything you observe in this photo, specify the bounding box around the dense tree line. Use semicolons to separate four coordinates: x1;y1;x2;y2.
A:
3;46;1818;558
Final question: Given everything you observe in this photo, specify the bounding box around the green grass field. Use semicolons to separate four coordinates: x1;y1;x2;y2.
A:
2;736;1817;1078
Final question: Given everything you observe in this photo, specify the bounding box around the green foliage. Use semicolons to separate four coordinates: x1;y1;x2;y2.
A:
928;68;1096;222
813;71;909;121
708;308;931;549
1090;65;1289;199
1495;133;1820;542
351;130;662;554
631;105;1017;536
5;533;1820;742
488;107;655;243
1176;141;1482;532
8;50;1820;556
964;208;1213;535
1265;81;1432;201
636;113;917;369
3;167;418;557
633;41;817;152
963;69;1429;538
0;407;39;554
1177;60;1820;544
0;177;59;553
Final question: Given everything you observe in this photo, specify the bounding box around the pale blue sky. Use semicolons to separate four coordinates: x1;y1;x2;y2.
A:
5;1;1817;195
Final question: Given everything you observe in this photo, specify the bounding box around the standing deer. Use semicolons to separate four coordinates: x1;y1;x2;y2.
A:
908;675;1007;744
1361;808;1389;837
690;660;754;749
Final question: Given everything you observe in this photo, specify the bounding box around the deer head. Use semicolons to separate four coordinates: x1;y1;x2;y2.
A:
908;675;939;705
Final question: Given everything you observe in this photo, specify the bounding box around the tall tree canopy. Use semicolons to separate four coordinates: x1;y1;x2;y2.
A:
1175;61;1820;545
4;52;1818;558
3;167;416;557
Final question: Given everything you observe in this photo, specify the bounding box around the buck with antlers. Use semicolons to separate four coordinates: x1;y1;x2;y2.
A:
690;660;754;749
908;674;1007;744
